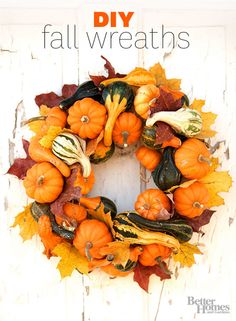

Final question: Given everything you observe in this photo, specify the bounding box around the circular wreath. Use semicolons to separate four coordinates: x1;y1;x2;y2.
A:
8;57;232;292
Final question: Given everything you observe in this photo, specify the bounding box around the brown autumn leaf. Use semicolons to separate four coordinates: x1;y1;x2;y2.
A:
99;241;131;266
190;99;217;139
150;86;184;114
149;63;181;90
35;84;78;108
87;203;113;231
186;209;216;233
50;167;81;218
173;242;202;267
61;84;78;98
53;242;89;278
133;262;171;292
12;204;38;240
7;139;36;179
155;122;175;145
38;215;63;258
90;56;125;86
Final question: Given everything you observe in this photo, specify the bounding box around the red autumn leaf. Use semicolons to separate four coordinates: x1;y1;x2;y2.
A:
155;122;175;145
7;139;36;179
35;84;78;108
50;167;81;218
150;87;183;115
35;91;63;108
133;262;171;292
186;209;216;233
90;55;126;86
61;84;78;98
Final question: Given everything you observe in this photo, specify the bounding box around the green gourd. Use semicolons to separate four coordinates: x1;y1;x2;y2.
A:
152;147;181;190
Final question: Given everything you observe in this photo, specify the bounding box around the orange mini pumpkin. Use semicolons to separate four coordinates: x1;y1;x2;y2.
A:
23;162;64;203
112;112;143;147
46;106;67;128
55;203;87;228
135;146;161;171
73;219;113;260
74;167;95;195
101;264;131;277
174;138;211;179
173;182;209;218
135;188;171;220
134;84;160;119
139;244;171;266
68;98;107;139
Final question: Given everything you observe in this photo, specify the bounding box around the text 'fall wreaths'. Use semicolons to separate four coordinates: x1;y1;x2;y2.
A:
7;57;232;292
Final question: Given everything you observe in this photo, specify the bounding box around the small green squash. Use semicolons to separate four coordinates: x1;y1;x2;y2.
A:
141;125;160;149
152;147;181;190
90;141;115;164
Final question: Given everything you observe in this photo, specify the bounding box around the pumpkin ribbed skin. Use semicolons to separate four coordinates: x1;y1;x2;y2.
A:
135;146;161;171
112;112;143;147
68;98;107;139
134;85;160;119
73;219;113;259
173;182;209;218
174;138;211;179
139;244;171;266
23;162;64;203
135;189;171;220
46;106;67;128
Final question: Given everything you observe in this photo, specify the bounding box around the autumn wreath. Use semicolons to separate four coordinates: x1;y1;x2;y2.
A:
8;57;232;292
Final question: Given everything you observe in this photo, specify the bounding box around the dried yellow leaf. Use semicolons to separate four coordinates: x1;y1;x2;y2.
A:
190;99;217;139
199;170;232;207
149;63;181;90
28;120;46;134
39;126;62;148
12;204;38;241
39;105;51;116
173;242;202;267
53;242;89;278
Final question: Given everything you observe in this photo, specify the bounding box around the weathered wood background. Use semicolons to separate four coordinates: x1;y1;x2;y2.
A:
0;2;236;321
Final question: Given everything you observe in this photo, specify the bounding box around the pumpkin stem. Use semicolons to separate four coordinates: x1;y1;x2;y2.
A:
149;97;158;108
155;256;172;275
198;154;211;165
81;115;90;123
85;241;93;261
106;254;115;262
37;175;45;186
122;131;129;148
21;116;46;126
193;201;204;209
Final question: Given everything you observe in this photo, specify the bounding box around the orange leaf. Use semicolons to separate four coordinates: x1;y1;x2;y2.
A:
38;215;63;258
190;99;217;139
99;241;131;266
149;63;181;90
53;242;89;278
87;203;113;231
12;204;38;241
